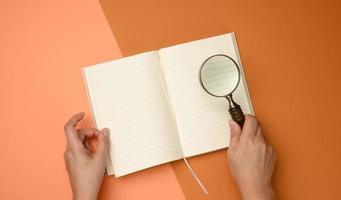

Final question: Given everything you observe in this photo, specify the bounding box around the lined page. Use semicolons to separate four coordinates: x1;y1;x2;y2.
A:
159;33;253;157
83;51;183;177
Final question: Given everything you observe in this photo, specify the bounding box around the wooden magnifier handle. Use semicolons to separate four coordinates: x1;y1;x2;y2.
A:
226;94;245;128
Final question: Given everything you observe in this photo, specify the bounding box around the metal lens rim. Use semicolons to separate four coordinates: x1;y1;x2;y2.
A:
199;54;241;97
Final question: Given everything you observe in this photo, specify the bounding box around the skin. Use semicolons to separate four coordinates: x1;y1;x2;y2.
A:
64;113;276;200
64;112;109;200
228;115;277;200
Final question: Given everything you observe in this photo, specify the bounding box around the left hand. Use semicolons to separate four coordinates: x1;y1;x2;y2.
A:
63;112;110;200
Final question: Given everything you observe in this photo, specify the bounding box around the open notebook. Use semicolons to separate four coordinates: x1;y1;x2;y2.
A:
83;33;254;177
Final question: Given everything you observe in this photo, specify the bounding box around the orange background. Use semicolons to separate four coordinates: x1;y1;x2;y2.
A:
0;1;184;199
99;0;341;199
1;0;341;199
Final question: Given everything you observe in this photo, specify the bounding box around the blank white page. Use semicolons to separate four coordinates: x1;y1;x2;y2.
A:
83;51;183;177
159;33;254;157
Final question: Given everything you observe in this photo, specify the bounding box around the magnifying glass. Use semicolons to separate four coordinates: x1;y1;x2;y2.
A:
199;54;245;128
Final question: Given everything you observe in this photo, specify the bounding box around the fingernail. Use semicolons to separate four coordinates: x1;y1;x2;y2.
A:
228;120;235;130
103;128;110;136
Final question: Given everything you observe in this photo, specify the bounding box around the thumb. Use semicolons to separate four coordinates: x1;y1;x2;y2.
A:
229;120;241;148
96;128;110;160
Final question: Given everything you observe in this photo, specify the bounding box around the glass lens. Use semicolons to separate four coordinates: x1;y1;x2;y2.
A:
201;55;240;96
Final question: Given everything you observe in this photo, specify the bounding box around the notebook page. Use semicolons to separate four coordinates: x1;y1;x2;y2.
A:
159;33;253;157
83;51;183;177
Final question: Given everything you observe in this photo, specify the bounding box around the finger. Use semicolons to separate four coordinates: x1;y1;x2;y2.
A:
96;128;110;161
64;112;85;149
255;124;265;142
240;115;258;141
272;149;277;163
78;128;102;142
65;112;85;129
83;139;94;152
229;119;241;149
78;129;103;152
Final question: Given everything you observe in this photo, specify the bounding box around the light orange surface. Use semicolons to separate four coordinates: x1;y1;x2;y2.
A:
99;0;341;199
0;1;185;199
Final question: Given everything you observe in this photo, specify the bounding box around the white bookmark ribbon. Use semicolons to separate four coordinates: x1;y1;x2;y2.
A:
183;158;208;195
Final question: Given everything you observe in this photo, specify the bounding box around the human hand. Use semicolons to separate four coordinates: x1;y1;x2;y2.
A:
63;112;110;200
228;115;276;200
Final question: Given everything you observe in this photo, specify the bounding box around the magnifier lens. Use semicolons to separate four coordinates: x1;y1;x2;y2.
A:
200;54;245;127
201;55;240;96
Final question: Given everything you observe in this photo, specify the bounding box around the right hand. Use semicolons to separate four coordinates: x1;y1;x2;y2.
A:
227;115;277;200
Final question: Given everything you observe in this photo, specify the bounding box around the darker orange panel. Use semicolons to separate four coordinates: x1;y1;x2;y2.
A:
99;0;341;199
